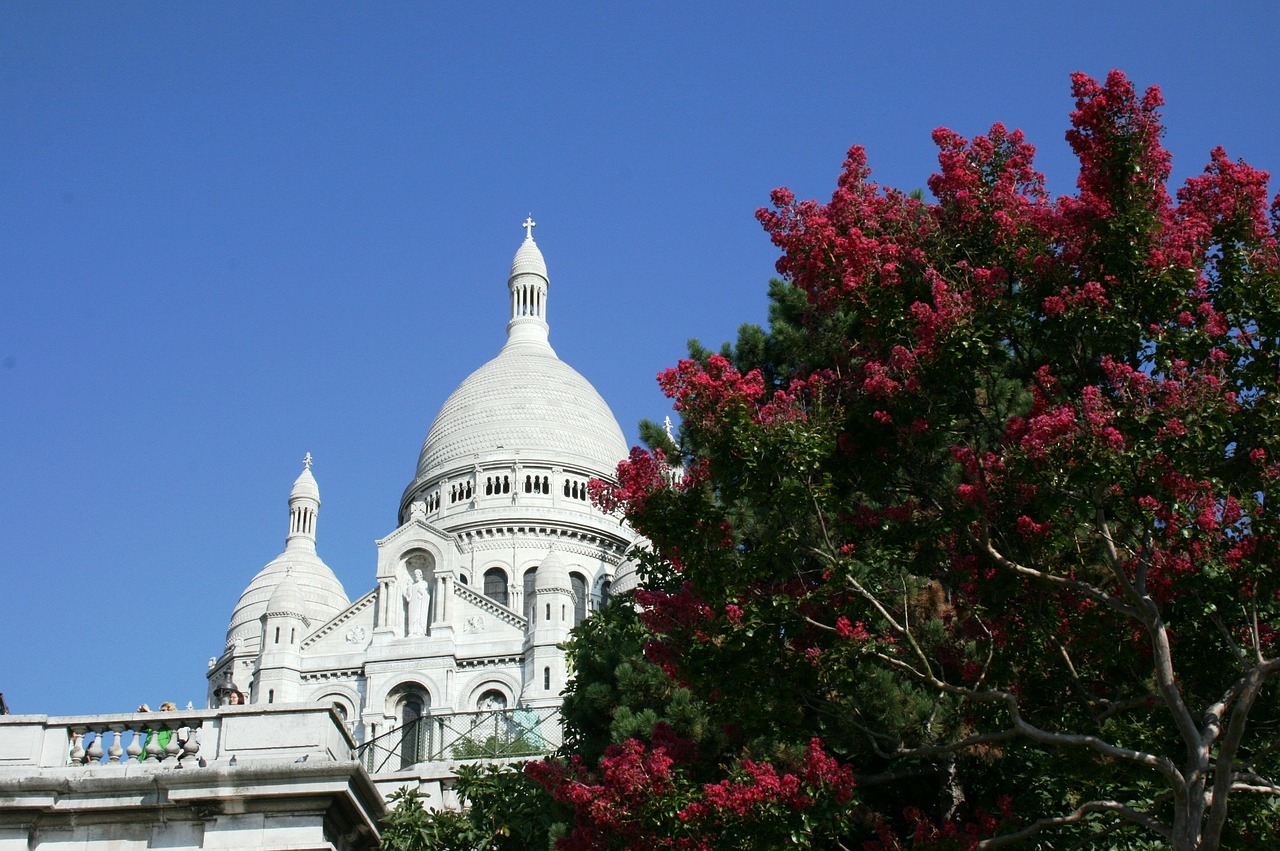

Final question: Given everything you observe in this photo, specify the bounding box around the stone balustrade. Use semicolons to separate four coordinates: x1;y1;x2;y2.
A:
0;704;355;772
68;712;204;766
0;705;383;851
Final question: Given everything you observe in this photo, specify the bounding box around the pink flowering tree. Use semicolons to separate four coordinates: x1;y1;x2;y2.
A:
589;72;1280;850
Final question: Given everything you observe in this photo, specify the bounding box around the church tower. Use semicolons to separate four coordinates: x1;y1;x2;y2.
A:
524;547;574;706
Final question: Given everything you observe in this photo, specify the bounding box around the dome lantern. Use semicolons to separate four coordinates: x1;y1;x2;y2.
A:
401;223;628;518
287;453;319;553
506;216;550;347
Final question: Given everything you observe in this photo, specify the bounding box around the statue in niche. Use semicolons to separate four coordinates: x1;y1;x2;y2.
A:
403;569;431;636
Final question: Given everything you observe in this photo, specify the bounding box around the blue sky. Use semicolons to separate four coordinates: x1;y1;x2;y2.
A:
3;3;1278;716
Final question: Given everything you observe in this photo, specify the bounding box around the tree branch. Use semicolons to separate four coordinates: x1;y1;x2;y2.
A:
1203;658;1280;848
870;650;1182;784
979;536;1138;620
977;799;1171;848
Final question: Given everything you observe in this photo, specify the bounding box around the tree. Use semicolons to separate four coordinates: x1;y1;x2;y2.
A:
583;71;1280;849
379;764;557;851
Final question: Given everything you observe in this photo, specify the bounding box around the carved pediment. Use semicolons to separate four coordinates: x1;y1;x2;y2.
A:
453;582;527;631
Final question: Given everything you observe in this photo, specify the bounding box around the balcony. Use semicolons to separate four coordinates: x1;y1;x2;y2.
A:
0;705;383;851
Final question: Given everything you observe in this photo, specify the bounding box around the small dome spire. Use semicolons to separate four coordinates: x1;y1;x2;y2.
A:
286;454;320;552
507;216;550;346
290;453;320;502
510;217;548;280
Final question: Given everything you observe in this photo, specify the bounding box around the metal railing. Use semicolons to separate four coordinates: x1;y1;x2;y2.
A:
357;706;561;773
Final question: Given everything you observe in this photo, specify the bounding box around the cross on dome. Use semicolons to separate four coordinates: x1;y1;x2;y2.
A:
522;215;536;239
303;452;313;470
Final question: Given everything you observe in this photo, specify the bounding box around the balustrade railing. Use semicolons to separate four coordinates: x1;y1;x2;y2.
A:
68;715;203;766
358;706;560;773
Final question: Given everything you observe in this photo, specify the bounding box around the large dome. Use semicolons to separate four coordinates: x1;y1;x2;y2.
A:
408;229;629;490
414;337;628;482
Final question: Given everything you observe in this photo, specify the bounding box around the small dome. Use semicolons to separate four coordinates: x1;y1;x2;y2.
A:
510;236;548;281
290;461;319;502
227;552;349;646
264;574;306;618
534;549;572;593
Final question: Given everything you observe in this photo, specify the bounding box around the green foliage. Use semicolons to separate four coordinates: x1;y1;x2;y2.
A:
559;596;720;766
379;764;558;851
450;735;544;760
637;417;680;460
380;787;474;851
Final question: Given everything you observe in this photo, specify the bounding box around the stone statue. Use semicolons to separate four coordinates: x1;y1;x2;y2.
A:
403;569;431;636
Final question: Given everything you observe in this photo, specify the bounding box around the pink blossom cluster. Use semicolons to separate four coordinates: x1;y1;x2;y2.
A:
528;736;855;851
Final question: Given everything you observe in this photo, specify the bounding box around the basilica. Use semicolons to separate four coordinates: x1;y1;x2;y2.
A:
0;225;638;849
205;220;642;768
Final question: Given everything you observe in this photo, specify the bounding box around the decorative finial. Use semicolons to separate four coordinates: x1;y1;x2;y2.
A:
522;215;536;240
664;416;675;440
303;452;313;470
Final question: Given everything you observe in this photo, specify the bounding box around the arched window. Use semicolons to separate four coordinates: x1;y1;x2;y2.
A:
544;667;551;690
477;689;508;711
524;567;537;620
570;572;588;626
598;578;613;609
399;695;426;769
484;567;509;606
524;475;532;493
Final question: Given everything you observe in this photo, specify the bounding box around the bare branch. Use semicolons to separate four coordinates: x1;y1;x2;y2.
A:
1232;782;1280;796
1095;694;1158;722
1207;606;1248;667
1141;613;1201;786
979;536;1137;619
977;799;1171;848
871;651;1182;784
892;728;1019;760
1252;595;1264;665
1203;658;1280;848
840;572;937;681
1090;503;1143;609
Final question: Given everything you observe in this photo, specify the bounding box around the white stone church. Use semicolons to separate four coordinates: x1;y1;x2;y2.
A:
0;224;644;850
209;220;641;762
